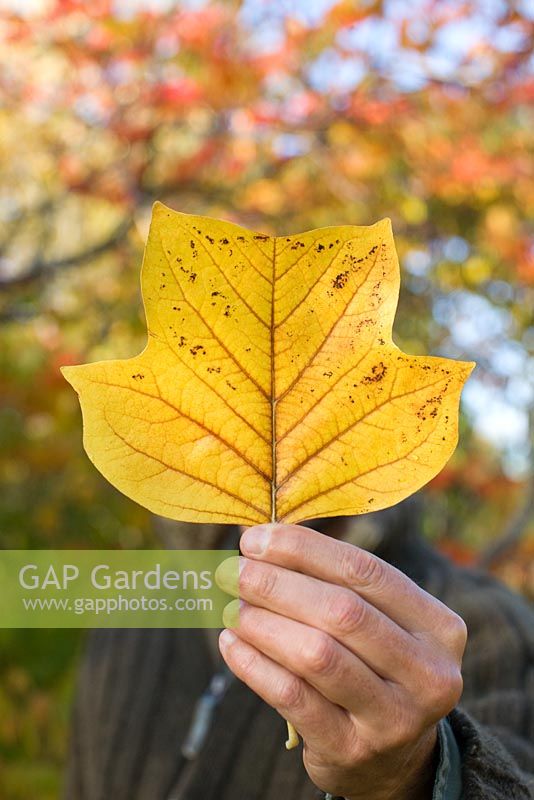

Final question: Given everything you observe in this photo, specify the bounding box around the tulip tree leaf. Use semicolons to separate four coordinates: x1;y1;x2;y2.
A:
62;202;474;526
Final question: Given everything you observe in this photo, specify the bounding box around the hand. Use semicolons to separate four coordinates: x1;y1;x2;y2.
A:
215;523;467;800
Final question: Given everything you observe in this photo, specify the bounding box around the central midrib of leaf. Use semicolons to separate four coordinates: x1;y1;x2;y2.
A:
270;237;277;523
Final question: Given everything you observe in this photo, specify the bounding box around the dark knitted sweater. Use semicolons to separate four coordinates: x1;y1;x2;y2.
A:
64;527;534;800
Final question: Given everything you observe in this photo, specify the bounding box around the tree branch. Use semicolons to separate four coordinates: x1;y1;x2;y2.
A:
0;217;133;290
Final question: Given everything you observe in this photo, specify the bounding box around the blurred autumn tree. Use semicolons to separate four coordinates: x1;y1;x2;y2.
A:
0;0;533;796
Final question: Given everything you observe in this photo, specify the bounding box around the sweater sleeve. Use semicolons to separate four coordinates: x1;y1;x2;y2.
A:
442;572;534;799
447;706;533;799
375;529;534;800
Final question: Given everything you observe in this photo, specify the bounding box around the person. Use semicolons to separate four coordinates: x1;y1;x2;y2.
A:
64;500;534;799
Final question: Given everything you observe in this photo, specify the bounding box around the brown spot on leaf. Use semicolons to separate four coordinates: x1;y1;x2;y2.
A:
362;362;387;384
416;394;444;421
332;271;350;289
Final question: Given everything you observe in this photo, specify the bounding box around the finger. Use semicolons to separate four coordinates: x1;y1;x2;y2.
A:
225;599;393;718
240;523;457;636
217;555;418;682
218;628;354;757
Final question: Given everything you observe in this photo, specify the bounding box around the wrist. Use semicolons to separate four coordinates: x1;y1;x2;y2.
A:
391;726;440;800
343;725;439;800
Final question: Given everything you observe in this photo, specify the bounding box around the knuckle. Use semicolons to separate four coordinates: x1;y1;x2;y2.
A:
341;547;386;589
445;612;468;652
419;660;464;717
277;675;305;709
235;647;260;679
301;632;337;675
276;527;302;558
242;562;278;601
447;666;464;706
328;591;366;636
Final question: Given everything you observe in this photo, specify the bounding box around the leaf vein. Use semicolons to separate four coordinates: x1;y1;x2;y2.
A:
278;371;451;488
104;411;269;517
276;245;382;402
275;235;365;329
176;226;270;329
93;378;271;481
283;424;441;520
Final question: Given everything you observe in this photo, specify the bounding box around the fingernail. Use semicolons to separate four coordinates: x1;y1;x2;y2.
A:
241;524;272;555
219;628;237;650
214;556;240;596
222;598;242;629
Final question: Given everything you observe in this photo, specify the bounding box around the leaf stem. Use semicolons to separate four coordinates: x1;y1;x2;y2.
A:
285;720;299;749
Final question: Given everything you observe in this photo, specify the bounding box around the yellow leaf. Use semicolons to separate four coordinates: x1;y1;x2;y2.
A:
62;202;474;526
